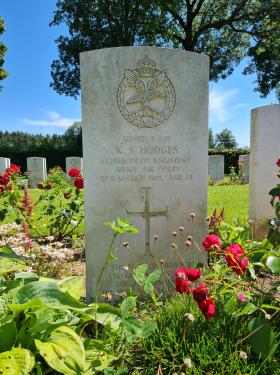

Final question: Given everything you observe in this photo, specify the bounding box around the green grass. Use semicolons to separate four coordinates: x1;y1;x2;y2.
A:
208;184;248;224
2;185;249;228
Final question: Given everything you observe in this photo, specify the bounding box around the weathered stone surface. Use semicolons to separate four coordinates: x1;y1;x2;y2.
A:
27;157;47;188
80;47;209;301
239;154;250;184
66;157;83;179
249;104;280;238
208;155;224;182
0;158;10;174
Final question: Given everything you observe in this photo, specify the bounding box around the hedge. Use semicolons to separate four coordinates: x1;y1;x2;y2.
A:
209;148;250;174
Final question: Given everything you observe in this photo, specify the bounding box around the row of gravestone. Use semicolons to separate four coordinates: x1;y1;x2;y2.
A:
0;157;83;188
208;154;250;183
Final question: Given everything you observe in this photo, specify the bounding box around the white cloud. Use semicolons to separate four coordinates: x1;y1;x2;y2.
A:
22;111;79;128
233;103;248;109
209;89;238;122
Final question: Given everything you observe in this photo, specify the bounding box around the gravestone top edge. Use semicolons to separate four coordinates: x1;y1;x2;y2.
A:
252;103;280;113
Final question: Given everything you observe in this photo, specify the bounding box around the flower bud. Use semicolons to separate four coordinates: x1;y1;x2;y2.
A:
190;212;196;218
153;234;159;240
184;313;195;323
123;242;129;247
178;226;184;232
239;351;247;360
183;358;192;368
172;231;178;237
122;265;129;272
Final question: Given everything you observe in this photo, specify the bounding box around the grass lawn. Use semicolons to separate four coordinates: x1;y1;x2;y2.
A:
208;184;248;223
1;184;249;227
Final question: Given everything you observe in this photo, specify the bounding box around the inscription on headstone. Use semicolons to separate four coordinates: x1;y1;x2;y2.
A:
80;47;209;301
249;104;280;238
27;157;47;188
0;158;10;174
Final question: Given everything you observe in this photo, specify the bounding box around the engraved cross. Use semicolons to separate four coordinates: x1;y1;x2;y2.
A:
127;187;168;255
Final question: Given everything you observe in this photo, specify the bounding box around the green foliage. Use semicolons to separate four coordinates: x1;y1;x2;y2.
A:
45;165;68;188
0;17;8;91
215;128;238;149
51;0;279;99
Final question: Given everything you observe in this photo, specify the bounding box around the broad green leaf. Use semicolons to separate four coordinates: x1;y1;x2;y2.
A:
35;326;86;375
132;264;148;285
0;258;26;275
13;281;87;311
0;319;17;351
84;339;117;372
232;303;256;318
266;256;280;275
59;276;85;300
146;269;161;284
0;348;35;375
0;246;22;259
14;272;39;283
248;318;276;359
121;296;136;318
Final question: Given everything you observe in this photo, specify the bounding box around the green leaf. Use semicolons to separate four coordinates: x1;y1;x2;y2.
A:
0;319;17;352
248;318;276;359
0;258;26;275
84;339;117;372
14;272;39;283
35;326;86;375
146;269;161;284
224;295;237;315
59;276;85;300
13;281;87;311
0;348;35;375
232;303;256;318
121;296;136;319
132;264;148;285
266;256;280;275
0;246;22;259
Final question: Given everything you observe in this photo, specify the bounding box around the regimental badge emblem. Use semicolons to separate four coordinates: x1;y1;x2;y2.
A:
117;56;176;128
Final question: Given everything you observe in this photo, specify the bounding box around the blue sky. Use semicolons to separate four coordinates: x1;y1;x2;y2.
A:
0;1;278;147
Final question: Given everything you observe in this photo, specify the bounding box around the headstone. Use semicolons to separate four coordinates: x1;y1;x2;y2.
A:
208;155;224;182
239;154;250;184
80;47;209;301
66;157;83;178
249;104;280;238
0;158;10;174
27;157;47;188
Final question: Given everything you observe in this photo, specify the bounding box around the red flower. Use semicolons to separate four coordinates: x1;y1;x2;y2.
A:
69;168;81;177
74;176;84;189
198;298;216;319
0;186;4;193
6;164;21;175
202;234;221;252
276;158;280;167
186;268;202;281
192;284;209;302
0;174;10;186
7;184;13;191
175;268;192;294
225;243;248;275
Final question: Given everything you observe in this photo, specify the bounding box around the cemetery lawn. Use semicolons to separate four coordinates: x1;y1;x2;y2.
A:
2;185;249;227
208;184;248;223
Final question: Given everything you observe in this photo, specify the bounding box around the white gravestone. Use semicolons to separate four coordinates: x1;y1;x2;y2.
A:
208;155;224;182
27;157;47;188
239;154;250;184
0;158;10;174
66;157;83;179
249;104;280;238
80;47;209;301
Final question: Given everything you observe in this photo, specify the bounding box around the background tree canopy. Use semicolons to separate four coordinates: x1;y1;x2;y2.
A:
50;0;280;100
0;17;8;91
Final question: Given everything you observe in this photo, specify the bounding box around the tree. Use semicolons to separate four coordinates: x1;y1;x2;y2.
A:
0;17;8;90
51;0;279;99
64;121;82;149
208;127;215;149
50;0;164;97
215;128;238;149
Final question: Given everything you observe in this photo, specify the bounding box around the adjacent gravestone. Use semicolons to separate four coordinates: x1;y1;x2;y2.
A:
249;104;280;238
80;47;209;301
239;154;250;184
66;157;83;178
0;158;10;174
27;157;47;188
208;155;224;182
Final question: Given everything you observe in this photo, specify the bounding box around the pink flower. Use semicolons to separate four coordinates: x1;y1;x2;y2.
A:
68;168;81;177
225;243;248;275
237;293;247;303
175;268;192;294
202;234;221;252
186;268;202;281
